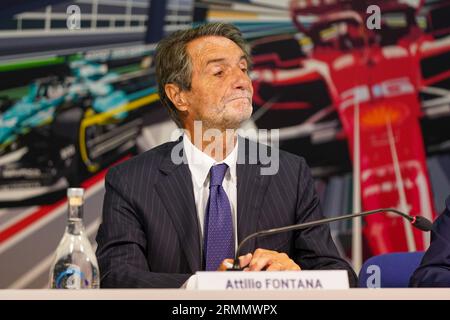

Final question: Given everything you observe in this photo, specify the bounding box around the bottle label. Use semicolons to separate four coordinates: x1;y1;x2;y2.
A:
55;264;89;289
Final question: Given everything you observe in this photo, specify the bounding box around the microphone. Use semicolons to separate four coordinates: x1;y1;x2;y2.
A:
231;208;433;270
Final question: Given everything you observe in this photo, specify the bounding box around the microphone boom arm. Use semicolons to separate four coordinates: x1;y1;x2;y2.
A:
232;208;429;270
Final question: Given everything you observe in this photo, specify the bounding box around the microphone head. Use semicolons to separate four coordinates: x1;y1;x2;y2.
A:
412;216;433;232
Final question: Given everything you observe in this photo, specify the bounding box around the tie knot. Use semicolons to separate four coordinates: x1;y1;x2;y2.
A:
209;163;228;187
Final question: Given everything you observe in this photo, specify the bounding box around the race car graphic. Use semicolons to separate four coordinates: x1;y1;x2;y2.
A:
0;54;159;205
250;34;349;172
250;0;450;253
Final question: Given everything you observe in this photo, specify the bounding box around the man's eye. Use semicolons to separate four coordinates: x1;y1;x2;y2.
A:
214;71;223;76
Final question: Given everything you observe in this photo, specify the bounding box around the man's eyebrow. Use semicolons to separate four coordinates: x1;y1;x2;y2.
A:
205;55;247;66
205;58;226;66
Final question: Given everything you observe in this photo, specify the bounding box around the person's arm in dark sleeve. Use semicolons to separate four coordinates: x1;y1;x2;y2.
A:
410;205;450;287
95;166;191;288
294;158;358;287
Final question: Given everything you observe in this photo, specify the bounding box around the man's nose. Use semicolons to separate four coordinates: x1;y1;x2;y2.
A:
231;67;252;90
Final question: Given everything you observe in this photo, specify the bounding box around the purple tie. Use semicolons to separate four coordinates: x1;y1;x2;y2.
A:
204;164;234;271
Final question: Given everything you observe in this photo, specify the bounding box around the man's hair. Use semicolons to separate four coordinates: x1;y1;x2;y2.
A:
155;22;251;127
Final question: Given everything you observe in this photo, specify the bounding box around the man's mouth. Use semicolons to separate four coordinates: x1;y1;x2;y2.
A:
226;96;251;103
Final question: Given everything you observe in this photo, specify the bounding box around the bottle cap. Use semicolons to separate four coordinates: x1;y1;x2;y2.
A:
67;188;84;206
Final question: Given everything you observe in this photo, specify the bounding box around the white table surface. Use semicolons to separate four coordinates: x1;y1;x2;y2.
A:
0;288;449;300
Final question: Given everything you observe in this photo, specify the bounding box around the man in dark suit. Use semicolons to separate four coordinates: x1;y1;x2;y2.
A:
410;196;450;287
95;22;357;288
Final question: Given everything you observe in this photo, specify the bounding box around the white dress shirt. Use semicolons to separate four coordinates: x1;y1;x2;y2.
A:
182;133;238;253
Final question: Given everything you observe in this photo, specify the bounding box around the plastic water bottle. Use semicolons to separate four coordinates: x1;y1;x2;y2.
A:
49;188;100;289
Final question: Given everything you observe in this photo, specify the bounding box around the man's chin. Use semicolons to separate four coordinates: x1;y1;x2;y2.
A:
227;101;252;116
224;114;252;129
200;102;252;129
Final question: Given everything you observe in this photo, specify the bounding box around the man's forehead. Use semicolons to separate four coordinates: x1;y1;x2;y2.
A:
187;36;245;65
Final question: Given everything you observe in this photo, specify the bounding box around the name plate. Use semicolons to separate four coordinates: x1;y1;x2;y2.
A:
194;270;349;290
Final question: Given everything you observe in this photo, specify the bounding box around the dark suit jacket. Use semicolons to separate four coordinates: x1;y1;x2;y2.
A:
410;196;450;287
96;136;357;288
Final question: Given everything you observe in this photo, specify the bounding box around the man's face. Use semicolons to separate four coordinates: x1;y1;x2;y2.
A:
181;36;253;130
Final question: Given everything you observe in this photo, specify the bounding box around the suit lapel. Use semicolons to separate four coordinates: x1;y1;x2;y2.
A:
154;135;272;269
155;138;201;273
236;137;271;255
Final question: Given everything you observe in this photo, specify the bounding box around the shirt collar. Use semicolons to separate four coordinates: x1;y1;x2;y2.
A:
183;132;238;188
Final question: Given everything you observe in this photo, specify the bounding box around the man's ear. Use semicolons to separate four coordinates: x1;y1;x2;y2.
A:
165;83;189;112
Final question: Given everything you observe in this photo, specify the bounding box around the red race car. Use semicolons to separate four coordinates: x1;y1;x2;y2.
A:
250;0;450;254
